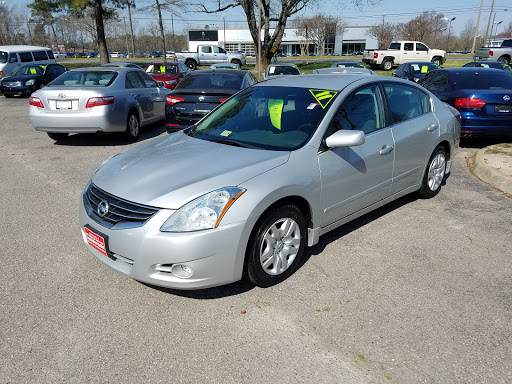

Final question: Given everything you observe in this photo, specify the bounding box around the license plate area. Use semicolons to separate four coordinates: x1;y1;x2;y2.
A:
56;100;72;109
495;104;511;113
84;224;110;257
194;103;211;113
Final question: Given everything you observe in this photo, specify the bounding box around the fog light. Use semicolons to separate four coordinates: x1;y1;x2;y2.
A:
170;264;194;278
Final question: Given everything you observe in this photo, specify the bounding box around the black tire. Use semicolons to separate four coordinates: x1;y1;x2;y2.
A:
431;56;442;66
418;146;447;199
47;132;69;141
124;111;140;141
231;59;242;67
381;59;393;71
185;60;197;70
4;94;14;98
497;56;510;65
246;205;307;288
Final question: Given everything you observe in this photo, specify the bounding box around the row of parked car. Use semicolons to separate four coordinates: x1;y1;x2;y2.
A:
1;57;511;141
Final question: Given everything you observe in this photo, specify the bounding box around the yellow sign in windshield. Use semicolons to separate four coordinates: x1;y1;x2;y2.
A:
309;89;338;109
268;98;284;130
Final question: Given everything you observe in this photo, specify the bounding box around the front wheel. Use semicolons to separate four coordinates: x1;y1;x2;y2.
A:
246;205;307;288
124;112;140;141
418;146;447;199
231;59;242;67
497;56;510;65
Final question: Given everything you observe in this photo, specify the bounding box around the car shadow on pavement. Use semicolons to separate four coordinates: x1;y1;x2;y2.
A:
140;279;254;299
52;121;167;146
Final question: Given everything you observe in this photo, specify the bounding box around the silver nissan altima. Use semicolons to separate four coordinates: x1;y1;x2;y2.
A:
79;74;461;290
29;67;167;141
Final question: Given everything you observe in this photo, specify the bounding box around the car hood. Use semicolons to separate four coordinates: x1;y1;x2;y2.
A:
92;132;290;209
2;74;40;82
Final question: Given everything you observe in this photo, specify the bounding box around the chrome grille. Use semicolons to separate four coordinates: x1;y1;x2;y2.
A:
84;183;160;229
3;81;21;87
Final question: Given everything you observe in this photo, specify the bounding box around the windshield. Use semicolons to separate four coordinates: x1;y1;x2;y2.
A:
147;64;178;74
186;86;338;151
268;65;300;76
409;63;439;75
454;71;512;89
14;65;45;76
47;70;117;87
174;73;242;94
0;51;7;64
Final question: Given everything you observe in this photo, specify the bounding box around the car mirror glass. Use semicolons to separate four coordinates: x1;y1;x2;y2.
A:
157;81;165;87
325;130;365;148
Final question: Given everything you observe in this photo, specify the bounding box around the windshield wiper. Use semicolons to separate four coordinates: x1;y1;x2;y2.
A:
209;139;261;149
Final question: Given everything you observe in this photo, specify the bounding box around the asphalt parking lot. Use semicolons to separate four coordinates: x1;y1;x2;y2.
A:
0;96;511;384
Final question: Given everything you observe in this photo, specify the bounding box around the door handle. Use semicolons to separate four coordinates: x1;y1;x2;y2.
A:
379;144;394;155
428;123;438;132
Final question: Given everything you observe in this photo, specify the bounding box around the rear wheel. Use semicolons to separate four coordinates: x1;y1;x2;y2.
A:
47;132;69;141
497;56;510;65
124;112;140;141
185;60;197;70
418;146;447;199
231;59;242;67
431;56;442;66
381;59;393;71
4;94;14;98
246;205;306;288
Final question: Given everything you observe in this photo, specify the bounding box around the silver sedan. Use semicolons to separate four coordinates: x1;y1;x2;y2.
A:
29;67;167;141
79;74;461;290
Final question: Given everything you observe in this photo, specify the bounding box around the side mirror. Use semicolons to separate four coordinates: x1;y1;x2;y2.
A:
157;81;165;87
325;130;365;148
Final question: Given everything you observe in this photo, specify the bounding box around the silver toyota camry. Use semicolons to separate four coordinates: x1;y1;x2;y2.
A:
79;74;461;290
29;67;167;141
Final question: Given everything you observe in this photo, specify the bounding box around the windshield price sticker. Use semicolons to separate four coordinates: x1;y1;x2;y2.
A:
220;130;232;137
268;99;284;130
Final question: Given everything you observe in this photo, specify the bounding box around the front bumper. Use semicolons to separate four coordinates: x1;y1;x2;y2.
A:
78;192;253;289
0;85;35;96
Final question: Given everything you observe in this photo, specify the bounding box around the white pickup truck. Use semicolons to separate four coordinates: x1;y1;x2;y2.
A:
175;45;246;70
473;39;512;65
363;41;446;70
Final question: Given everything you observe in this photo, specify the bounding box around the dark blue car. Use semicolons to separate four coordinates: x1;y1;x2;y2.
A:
0;63;68;98
419;67;512;137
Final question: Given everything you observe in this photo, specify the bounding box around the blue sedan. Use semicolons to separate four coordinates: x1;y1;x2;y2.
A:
418;67;512;137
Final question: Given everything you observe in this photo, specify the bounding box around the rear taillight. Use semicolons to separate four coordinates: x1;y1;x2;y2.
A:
219;98;228;103
166;123;179;127
29;96;44;108
85;96;114;108
489;50;493;57
455;97;486;109
166;95;184;105
373;52;378;59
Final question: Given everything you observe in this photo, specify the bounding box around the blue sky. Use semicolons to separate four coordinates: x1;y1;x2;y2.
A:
8;0;512;37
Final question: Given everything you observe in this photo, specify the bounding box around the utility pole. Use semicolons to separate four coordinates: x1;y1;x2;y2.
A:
471;0;484;54
171;12;175;51
484;0;495;46
223;14;226;49
257;0;261;79
127;0;135;57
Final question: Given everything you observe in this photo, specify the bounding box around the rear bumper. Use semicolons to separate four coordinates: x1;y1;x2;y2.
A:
29;105;126;133
461;113;512;136
362;58;377;65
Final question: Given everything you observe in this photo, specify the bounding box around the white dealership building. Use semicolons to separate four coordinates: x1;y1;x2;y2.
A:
187;26;378;56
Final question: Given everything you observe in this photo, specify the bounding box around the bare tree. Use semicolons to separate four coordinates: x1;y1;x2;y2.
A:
292;15;346;56
140;0;186;63
0;4;28;45
396;11;446;48
459;19;475;51
367;22;395;49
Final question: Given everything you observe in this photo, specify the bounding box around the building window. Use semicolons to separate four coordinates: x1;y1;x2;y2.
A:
241;44;255;56
225;44;239;52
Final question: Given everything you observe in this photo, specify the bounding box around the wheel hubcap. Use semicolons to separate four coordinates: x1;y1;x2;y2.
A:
259;218;301;276
428;153;446;191
129;115;139;136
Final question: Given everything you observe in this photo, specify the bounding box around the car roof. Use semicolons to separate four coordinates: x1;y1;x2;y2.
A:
313;67;375;75
256;74;392;90
441;67;506;74
267;63;296;67
189;68;248;77
149;62;180;65
69;67;134;72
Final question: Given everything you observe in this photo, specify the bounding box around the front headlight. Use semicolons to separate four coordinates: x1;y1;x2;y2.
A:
165;79;177;85
160;187;246;232
25;79;36;86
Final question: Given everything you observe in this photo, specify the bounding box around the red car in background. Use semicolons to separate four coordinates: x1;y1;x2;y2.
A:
145;62;190;90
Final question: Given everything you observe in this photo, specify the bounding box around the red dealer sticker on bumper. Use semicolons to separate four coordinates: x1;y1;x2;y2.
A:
84;226;107;256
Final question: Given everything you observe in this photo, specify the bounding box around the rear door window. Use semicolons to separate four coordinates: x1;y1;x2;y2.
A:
126;71;145;88
19;52;34;62
32;51;49;61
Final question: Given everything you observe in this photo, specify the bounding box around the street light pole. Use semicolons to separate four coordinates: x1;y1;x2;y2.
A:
223;14;226;49
493;20;503;45
447;17;456;52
